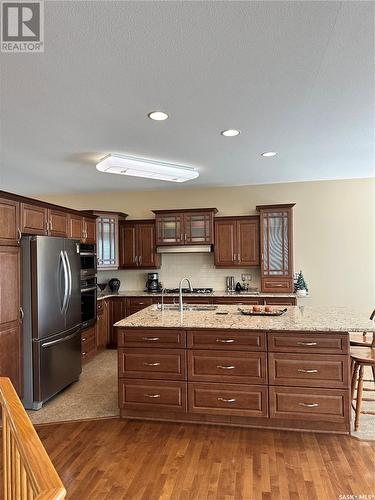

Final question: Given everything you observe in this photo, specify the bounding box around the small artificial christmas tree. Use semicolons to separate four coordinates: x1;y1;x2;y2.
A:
295;271;308;293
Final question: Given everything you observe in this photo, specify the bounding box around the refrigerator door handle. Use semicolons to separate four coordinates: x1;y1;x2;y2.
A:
64;250;73;311
60;250;69;313
41;330;80;348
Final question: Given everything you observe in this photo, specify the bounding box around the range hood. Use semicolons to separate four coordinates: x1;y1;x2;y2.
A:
156;245;212;254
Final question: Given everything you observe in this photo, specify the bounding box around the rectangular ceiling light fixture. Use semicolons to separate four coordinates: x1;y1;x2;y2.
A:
96;154;199;183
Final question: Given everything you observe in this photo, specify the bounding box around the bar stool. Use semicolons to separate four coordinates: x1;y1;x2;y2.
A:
350;310;375;431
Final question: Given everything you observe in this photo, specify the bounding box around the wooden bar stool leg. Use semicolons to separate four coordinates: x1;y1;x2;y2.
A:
372;366;375;388
354;365;364;431
351;362;359;401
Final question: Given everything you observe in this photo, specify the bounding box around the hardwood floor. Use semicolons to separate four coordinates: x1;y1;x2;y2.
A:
2;418;374;499
31;419;375;499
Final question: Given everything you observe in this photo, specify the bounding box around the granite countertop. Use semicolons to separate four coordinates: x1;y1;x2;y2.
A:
97;290;298;300
114;305;374;333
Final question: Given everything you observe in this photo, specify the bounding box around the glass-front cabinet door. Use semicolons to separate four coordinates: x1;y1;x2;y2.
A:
184;211;215;244
97;214;118;268
154;209;217;246
257;204;295;293
155;213;184;245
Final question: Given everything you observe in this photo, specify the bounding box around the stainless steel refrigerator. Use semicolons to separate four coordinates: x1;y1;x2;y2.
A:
22;236;82;410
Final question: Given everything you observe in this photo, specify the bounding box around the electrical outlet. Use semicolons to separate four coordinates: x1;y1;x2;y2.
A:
241;273;252;281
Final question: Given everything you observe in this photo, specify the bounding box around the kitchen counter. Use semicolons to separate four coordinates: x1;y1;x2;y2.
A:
114;304;373;332
98;290;298;300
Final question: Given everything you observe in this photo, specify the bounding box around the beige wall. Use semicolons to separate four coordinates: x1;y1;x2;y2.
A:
39;178;375;309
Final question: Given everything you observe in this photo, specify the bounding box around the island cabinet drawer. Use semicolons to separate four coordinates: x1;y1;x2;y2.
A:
268;332;349;354
188;383;268;417
268;353;349;388
118;348;186;380
187;330;266;351
118;328;186;348
119;380;187;412
188;351;267;384
269;387;349;422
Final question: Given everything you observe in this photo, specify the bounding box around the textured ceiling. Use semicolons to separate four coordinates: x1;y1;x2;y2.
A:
0;1;374;195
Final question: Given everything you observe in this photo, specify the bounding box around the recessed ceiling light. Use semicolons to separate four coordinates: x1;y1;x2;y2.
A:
221;129;240;137
261;151;278;157
148;111;169;121
96;154;199;183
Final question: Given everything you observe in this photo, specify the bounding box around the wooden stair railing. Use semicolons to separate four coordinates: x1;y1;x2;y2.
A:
0;378;66;500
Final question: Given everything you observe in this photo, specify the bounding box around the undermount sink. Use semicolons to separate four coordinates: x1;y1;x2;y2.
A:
154;304;218;312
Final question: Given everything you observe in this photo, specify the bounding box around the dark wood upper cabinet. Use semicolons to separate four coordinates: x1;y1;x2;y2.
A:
214;216;259;267
184;211;215;244
214;219;236;267
256;204;295;293
20;203;48;235
47;209;68;237
119;220;160;269
154;212;184;246
0;198;20;246
137;222;158;267
82;217;96;244
236;218;259;266
119;222;137;267
0;246;21;395
68;214;83;240
153;209;217;246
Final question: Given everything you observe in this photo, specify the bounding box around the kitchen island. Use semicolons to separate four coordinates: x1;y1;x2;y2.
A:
115;305;374;434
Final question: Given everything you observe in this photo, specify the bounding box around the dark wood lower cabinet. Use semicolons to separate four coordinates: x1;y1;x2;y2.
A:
117;327;351;434
188;383;268;417
119;380;187;412
0;325;21;395
108;297;127;347
269;386;349;423
96;299;109;348
81;325;96;363
0;245;21;395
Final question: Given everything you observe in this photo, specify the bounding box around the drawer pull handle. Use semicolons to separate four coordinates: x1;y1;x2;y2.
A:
217;397;236;403
217;365;235;370
143;362;161;367
144;393;161;399
298;402;319;408
142;337;160;341
216;339;235;343
297;342;318;346
82;337;87;341
82;352;87;356
297;369;318;374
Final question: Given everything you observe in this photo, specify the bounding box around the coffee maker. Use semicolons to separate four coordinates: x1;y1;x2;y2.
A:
146;273;161;293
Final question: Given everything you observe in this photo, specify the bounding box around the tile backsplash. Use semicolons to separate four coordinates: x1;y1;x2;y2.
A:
98;253;261;291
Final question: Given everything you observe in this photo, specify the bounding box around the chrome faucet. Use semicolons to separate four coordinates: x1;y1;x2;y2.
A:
160;287;167;312
179;277;193;313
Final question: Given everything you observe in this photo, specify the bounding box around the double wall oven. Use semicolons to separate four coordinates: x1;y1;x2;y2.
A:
80;243;97;328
